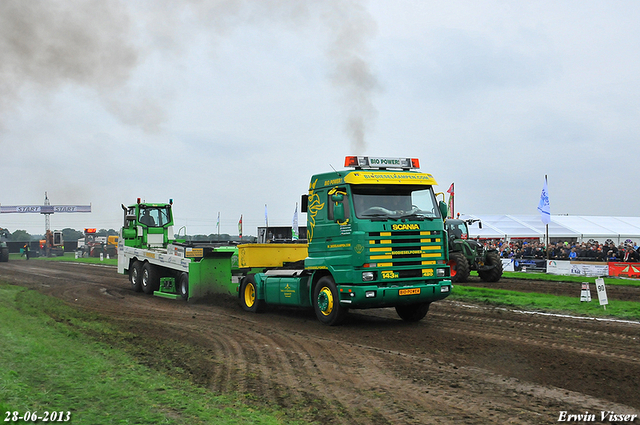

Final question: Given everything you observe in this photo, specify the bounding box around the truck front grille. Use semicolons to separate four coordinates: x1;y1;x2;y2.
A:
367;230;445;281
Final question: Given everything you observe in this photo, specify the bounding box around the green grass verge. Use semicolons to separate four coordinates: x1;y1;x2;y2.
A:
499;271;640;287
451;285;640;321
0;283;299;424
9;252;117;266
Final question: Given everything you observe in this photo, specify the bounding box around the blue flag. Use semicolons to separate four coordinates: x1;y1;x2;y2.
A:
537;177;550;225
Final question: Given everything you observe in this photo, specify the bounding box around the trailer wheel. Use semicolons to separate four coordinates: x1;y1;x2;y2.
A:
448;251;470;283
395;302;430;322
313;276;347;326
179;273;189;300
129;261;143;292
141;262;159;294
240;275;264;313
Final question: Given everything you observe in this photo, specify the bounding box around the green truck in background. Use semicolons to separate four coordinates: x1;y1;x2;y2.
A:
117;199;240;301
0;228;9;262
117;156;453;326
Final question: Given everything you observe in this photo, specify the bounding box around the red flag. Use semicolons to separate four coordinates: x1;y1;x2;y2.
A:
238;215;243;237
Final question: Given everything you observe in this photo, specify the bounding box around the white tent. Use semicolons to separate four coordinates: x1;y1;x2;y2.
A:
458;214;640;245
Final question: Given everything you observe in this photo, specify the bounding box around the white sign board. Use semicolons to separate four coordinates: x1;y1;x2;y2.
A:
595;278;608;306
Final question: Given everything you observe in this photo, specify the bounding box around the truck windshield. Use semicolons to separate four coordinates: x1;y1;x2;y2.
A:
352;185;440;220
139;206;171;227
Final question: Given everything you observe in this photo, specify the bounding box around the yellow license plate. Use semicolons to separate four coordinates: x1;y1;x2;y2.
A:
399;288;420;296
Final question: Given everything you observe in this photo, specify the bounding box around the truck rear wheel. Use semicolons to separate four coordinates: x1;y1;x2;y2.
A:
179;273;189;300
448;251;470;283
129;261;142;292
240;275;264;313
478;251;503;282
313;276;347;326
141;262;159;294
396;302;430;322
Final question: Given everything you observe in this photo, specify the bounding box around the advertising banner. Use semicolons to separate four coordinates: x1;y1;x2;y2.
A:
608;262;640;278
547;260;608;277
501;258;514;272
513;259;547;272
546;260;572;275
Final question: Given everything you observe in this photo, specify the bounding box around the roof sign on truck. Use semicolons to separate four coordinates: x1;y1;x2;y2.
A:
344;156;420;170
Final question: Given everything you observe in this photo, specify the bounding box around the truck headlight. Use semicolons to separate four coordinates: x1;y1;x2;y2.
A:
437;268;446;277
362;271;376;281
365;290;376;298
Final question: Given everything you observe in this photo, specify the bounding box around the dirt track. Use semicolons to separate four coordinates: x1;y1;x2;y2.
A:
1;260;639;424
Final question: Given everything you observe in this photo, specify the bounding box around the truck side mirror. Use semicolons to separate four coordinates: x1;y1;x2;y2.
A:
332;193;345;222
439;201;448;218
301;194;308;213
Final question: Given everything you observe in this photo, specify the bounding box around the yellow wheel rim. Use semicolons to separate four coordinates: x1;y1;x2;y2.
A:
244;282;256;307
317;287;334;316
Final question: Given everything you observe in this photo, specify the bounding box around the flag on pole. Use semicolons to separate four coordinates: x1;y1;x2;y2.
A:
264;204;268;227
238;215;243;238
292;203;299;240
217;212;220;235
446;183;454;219
537;176;550;224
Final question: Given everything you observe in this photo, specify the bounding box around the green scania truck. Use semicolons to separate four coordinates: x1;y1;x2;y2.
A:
117;156;452;325
239;156;452;325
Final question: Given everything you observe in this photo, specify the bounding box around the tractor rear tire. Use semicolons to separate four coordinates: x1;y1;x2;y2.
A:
448;251;470;283
130;261;143;292
395;302;430;322
478;251;503;282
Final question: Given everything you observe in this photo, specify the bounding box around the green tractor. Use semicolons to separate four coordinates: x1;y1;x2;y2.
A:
445;219;502;283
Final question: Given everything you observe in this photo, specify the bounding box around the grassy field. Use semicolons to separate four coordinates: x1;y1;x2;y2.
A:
451;285;640;321
0;283;301;425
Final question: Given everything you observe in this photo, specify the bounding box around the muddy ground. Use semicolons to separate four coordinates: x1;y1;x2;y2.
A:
1;260;639;424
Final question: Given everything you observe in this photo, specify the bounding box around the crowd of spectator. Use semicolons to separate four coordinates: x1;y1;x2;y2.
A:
478;239;640;262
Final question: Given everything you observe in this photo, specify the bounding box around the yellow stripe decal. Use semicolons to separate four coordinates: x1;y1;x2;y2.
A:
371;254;393;260
370;247;392;252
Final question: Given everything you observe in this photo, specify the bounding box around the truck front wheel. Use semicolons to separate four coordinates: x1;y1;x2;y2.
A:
313;276;347;326
396;302;430;322
240;275;265;313
129;261;143;292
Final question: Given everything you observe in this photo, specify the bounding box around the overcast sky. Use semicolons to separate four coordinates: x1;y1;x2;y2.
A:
1;0;639;236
